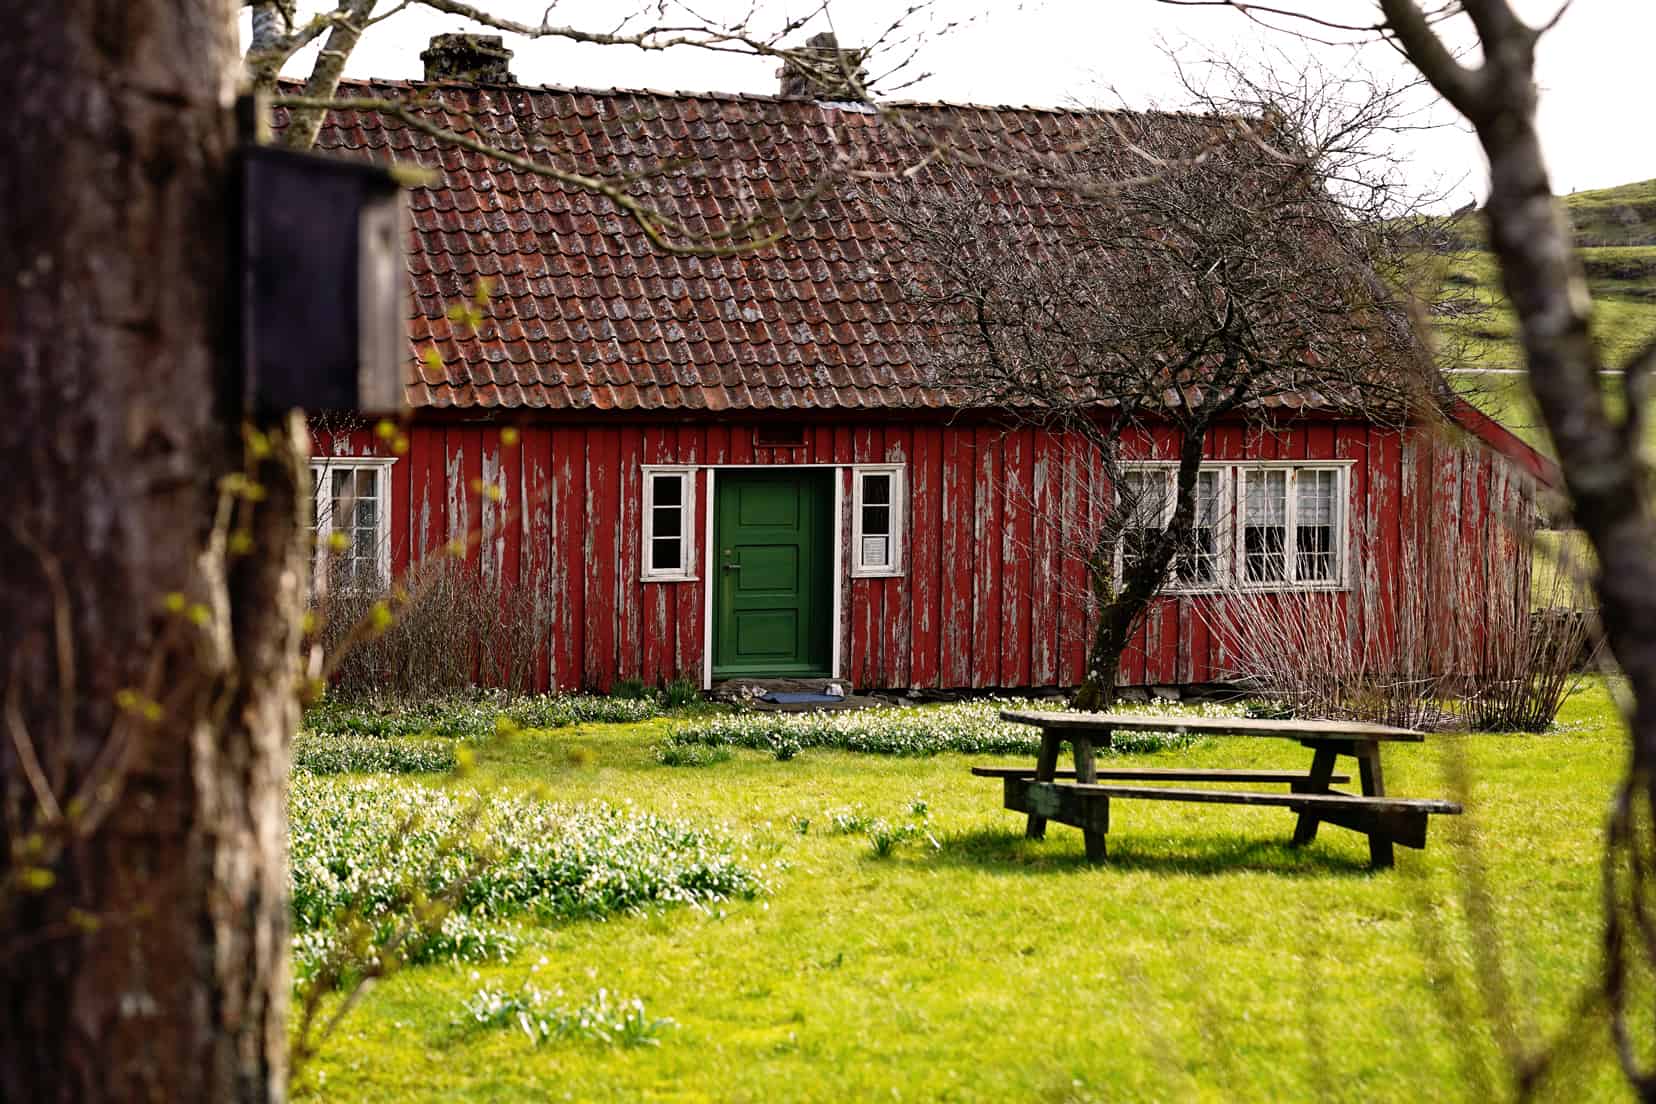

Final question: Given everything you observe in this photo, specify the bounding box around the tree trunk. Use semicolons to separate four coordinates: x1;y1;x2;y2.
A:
1074;424;1210;710
0;5;304;1101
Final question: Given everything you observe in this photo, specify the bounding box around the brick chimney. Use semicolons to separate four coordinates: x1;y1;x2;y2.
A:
777;32;869;101
421;33;516;84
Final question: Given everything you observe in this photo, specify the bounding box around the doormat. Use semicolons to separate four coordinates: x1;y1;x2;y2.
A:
760;691;844;704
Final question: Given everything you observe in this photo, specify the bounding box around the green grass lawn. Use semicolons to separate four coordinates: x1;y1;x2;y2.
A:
299;687;1635;1102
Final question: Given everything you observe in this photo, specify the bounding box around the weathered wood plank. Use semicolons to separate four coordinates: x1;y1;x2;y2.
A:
522;426;554;690
1025;729;1064;840
885;425;912;690
909;423;943;688
970;766;1354;784
1291;746;1339;846
1001;427;1033;688
998;709;1425;741
941;428;974;688
1006;778;1111;836
551;425;585;689
1049;782;1459;816
1029;430;1060;687
584;426;619;689
971;426;1002;688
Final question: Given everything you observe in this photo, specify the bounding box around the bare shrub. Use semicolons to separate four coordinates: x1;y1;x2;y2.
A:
315;557;547;700
1205;457;1593;732
1461;532;1599;732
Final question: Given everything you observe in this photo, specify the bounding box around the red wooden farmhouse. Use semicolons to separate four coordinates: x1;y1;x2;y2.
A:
300;37;1555;694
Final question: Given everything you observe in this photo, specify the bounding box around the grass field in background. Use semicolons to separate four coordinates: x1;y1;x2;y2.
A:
1430;179;1656;453
297;684;1633;1103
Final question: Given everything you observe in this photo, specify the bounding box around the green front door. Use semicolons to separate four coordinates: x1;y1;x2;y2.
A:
713;470;832;678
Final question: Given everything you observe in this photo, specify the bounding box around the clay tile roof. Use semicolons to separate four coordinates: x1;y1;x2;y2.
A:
282;78;1181;412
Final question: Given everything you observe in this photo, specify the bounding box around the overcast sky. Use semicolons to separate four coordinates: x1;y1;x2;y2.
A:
255;1;1654;206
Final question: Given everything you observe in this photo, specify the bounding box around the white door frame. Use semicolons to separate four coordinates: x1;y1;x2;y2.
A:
700;464;844;690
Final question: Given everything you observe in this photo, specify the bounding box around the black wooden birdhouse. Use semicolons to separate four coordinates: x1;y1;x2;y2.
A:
241;144;408;415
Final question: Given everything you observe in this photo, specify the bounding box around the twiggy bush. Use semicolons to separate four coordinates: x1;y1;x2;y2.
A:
316;558;548;699
1206;486;1595;731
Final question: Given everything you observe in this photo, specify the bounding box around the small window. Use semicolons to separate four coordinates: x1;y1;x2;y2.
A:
642;467;695;581
1117;466;1224;590
1296;469;1339;582
1240;465;1344;588
311;458;395;591
1117;468;1167;580
852;465;904;576
1243;469;1288;583
1177;470;1224;586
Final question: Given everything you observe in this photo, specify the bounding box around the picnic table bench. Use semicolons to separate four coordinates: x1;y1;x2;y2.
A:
972;710;1462;868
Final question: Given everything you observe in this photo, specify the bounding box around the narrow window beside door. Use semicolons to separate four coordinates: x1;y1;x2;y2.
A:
852;465;905;577
641;467;696;581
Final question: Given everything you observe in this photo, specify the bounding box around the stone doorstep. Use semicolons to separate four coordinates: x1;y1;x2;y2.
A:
709;677;879;713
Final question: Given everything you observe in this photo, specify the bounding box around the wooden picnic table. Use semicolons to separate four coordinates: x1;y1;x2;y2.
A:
972;710;1462;868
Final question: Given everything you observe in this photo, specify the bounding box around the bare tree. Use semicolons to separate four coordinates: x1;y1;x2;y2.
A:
880;59;1435;708
1375;4;1656;1094
1159;2;1656;1095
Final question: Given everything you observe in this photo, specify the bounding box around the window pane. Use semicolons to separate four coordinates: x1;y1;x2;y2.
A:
1245;525;1286;582
1244;470;1286;523
862;473;890;507
651;536;682;572
652;474;681;508
861;534;890;568
654;504;682;539
862;504;890;537
1243;470;1287;583
1296;470;1338;582
1177;527;1217;585
355;469;378;500
1297;470;1335;525
1296;525;1335;581
1195;471;1221;525
355;498;377;531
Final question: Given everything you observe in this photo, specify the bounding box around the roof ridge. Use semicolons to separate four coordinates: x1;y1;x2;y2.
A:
292;75;1205;122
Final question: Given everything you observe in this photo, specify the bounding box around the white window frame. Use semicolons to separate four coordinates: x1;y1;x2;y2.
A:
1114;463;1231;594
850;464;905;578
1235;462;1350;591
310;456;396;591
641;465;697;582
1115;460;1352;593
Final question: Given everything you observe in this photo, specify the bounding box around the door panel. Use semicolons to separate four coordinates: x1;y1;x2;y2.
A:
714;471;832;677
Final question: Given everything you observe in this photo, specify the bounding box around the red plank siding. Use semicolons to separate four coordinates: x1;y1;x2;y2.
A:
313;413;1537;695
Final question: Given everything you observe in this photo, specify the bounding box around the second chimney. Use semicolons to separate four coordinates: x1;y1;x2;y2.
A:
421;33;516;84
777;32;868;101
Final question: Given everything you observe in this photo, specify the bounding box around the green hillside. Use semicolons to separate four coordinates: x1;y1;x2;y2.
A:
1428;179;1656;450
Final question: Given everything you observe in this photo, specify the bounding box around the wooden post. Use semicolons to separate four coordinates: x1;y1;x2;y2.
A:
1025;728;1063;839
1291;746;1340;847
1071;732;1108;862
1355;741;1395;868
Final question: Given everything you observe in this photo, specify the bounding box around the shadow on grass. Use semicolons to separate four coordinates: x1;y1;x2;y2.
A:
931;826;1375;878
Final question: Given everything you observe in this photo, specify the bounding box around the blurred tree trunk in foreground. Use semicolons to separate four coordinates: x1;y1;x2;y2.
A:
0;3;306;1100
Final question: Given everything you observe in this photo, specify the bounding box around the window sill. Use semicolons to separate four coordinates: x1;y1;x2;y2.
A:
641;574;699;584
850;568;905;580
